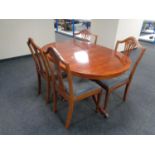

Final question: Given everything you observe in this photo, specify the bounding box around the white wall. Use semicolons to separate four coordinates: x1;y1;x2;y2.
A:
115;19;143;44
91;19;119;48
91;19;143;49
0;19;55;60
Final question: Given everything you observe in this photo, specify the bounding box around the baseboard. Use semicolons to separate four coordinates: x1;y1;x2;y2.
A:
0;54;31;62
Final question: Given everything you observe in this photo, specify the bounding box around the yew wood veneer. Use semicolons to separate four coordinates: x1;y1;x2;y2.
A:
42;40;131;80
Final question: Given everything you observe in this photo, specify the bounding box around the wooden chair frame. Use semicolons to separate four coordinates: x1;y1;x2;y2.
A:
74;29;98;44
27;38;52;104
114;36;139;56
96;37;146;117
46;47;102;128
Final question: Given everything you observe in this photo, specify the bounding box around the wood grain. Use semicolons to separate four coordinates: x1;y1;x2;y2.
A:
42;39;131;80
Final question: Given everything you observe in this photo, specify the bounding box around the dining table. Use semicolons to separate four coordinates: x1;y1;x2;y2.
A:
42;39;131;115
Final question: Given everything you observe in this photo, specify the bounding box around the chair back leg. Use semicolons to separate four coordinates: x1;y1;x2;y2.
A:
123;82;130;102
52;82;58;112
37;72;41;95
46;79;51;104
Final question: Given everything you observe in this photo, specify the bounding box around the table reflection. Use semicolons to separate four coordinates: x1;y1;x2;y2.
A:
74;51;89;64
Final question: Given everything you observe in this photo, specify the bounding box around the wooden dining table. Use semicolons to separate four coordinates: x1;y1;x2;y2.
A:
42;39;131;80
42;39;131;116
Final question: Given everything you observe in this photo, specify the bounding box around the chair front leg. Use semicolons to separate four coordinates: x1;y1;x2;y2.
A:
96;91;102;112
92;91;102;113
100;89;110;118
92;95;97;109
65;99;74;128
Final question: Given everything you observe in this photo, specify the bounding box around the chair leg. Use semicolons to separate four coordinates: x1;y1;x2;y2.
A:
92;95;97;110
96;92;102;112
92;91;102;113
65;100;74;128
100;90;110;118
60;96;65;102
46;79;51;104
52;83;57;112
37;72;41;95
104;90;110;110
123;83;130;102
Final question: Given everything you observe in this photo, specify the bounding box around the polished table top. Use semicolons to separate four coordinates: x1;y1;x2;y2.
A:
42;40;131;80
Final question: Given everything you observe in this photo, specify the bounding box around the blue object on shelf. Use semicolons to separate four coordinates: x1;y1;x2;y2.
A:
56;19;58;32
83;21;91;29
72;19;75;36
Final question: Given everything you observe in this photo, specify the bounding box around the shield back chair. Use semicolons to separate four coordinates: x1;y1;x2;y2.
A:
95;36;146;117
74;29;98;44
27;38;53;104
46;47;102;128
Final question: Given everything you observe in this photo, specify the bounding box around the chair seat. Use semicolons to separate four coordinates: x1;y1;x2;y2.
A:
63;76;101;96
100;48;140;88
100;71;130;88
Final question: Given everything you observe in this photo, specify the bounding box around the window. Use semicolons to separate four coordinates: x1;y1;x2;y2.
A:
54;19;91;37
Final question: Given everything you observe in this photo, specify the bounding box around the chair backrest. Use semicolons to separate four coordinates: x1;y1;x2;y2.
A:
115;36;139;56
27;38;50;77
128;45;146;81
46;47;74;97
115;36;146;82
74;29;97;44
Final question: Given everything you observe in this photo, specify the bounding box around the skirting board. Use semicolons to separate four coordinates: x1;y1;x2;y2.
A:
0;54;31;62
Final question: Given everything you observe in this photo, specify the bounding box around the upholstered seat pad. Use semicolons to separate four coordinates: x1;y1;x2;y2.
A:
99;70;130;88
63;76;101;96
99;48;141;88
